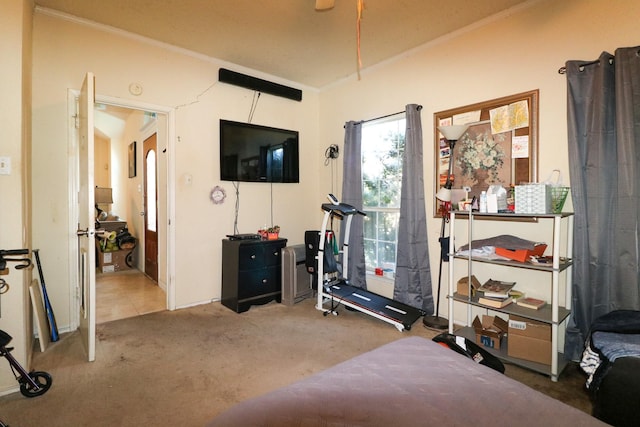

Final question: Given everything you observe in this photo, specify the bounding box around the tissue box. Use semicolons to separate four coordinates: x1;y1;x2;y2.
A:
515;184;552;214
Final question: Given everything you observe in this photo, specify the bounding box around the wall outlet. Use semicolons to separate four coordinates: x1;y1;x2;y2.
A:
0;157;11;175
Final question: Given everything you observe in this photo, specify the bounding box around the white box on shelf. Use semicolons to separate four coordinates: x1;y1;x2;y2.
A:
515;183;551;214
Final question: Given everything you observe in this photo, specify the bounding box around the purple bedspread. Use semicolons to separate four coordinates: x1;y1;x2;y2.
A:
208;336;605;427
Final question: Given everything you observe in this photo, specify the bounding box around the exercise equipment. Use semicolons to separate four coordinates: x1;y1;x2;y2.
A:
311;194;423;331
0;249;52;398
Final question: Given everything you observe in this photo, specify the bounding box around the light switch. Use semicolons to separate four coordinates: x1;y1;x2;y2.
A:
0;157;11;175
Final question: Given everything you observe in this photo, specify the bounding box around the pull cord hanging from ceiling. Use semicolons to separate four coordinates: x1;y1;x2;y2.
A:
356;0;364;80
315;0;366;80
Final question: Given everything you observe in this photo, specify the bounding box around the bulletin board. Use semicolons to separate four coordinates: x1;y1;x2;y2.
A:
433;90;539;217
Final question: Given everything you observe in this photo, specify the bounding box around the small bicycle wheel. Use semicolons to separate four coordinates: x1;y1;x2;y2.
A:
125;251;134;268
20;371;52;397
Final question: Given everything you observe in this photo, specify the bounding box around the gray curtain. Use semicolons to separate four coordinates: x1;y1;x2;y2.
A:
341;121;367;289
564;46;640;361
393;104;433;312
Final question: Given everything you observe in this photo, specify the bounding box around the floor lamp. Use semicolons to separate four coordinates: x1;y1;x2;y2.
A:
423;124;469;331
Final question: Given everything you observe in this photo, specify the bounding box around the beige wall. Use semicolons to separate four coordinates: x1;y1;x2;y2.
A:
94;134;110;187
0;0;33;394
318;0;640;320
31;9;322;325
3;0;633;394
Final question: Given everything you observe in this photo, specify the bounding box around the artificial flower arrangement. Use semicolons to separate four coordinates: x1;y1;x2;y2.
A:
456;129;506;183
258;225;280;240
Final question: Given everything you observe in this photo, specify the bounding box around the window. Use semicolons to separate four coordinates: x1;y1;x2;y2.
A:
146;149;157;232
361;115;405;275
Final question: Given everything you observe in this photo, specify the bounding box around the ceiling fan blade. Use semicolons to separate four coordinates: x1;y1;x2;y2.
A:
315;0;335;11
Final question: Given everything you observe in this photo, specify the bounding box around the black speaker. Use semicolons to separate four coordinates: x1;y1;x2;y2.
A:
305;230;341;291
218;68;302;102
305;230;324;291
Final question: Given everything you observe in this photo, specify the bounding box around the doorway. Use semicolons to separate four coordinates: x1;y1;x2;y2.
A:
93;104;168;323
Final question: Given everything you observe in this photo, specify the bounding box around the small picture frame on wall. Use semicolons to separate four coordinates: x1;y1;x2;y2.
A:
128;141;136;178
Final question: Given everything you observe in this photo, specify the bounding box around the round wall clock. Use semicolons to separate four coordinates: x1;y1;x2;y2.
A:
210;185;226;204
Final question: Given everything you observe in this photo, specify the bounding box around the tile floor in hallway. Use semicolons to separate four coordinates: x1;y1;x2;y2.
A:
96;269;166;323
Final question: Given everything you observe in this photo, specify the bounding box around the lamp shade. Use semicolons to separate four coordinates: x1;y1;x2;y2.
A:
438;124;470;141
95;187;113;204
436;187;452;202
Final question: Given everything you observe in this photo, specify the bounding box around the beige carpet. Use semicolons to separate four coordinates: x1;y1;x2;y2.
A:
0;298;594;426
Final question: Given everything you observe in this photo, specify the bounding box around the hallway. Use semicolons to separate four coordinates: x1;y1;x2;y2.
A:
96;269;166;324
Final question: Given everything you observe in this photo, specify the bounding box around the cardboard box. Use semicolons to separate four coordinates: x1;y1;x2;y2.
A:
508;315;552;365
457;275;481;297
473;315;508;350
97;249;131;273
495;244;547;263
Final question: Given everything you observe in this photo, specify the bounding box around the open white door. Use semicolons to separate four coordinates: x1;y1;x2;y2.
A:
76;72;96;362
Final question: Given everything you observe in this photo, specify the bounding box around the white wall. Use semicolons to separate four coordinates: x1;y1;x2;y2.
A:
31;10;322;327
318;0;640;321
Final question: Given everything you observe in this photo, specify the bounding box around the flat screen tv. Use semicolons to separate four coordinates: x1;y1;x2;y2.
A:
220;119;300;183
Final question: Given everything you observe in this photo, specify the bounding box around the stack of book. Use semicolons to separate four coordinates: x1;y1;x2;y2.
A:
477;279;516;308
516;297;547;310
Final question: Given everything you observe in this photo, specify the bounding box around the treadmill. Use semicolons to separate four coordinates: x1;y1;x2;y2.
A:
312;194;423;331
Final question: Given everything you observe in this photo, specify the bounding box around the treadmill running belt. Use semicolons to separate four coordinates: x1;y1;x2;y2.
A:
327;283;423;329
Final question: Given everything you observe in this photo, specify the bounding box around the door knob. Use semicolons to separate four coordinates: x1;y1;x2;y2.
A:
76;228;93;237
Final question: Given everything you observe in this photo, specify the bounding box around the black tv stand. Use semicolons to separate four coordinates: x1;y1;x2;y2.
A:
221;238;287;312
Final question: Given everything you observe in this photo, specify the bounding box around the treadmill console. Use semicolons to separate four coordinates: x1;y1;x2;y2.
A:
327;193;340;205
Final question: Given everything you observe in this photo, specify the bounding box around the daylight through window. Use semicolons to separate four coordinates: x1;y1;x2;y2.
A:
361;115;405;277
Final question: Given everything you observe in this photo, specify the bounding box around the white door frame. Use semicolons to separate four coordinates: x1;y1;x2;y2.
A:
68;91;176;330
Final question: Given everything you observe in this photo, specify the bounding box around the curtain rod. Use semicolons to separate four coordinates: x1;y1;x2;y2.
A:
345;105;423;127
362;110;405;123
558;58;613;74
